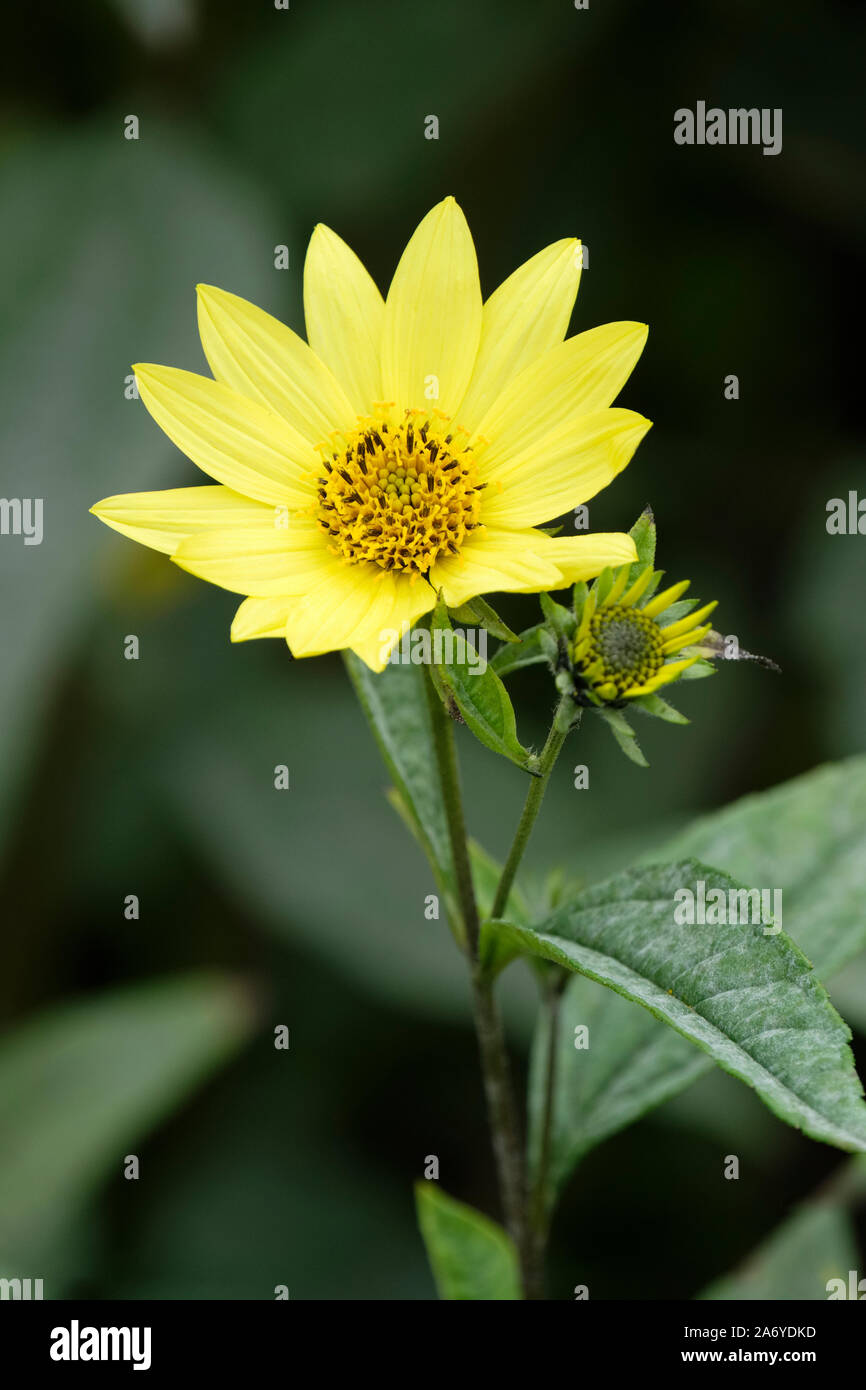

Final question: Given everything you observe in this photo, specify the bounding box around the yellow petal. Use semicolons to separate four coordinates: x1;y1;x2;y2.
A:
231;596;294;641
91;485;276;555
381;197;482;416
660;601;718;642
134;363;317;508
629;656;698;695
621;565;655;607
475;322;648;469
456;238;582;431
285;561;435;668
172;517;331;596
602;564;632;608
642;580;690;619
480;409;652;528
349;598;432;670
197;284;356;444
428;526;563;608
303;225;385;414
539;532;639;586
662;623;713;656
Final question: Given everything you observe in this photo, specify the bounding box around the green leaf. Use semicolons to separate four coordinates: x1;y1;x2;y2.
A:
539;591;576;641
0;127;277;865
529;974;708;1199
449;595;519;643
531;757;866;1199
829;952;866;1036
431;598;538;775
499;861;866;1155
646;755;866;977
628;505;656;581
0;972;255;1272
597;707;649;766
345;654;463;938
680;658;716;680
415;1183;520;1300
631;692;689;724
490;624;551;678
658;598;699;627
700;1187;862;1300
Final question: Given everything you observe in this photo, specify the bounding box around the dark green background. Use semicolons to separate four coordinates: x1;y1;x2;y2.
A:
0;0;864;1298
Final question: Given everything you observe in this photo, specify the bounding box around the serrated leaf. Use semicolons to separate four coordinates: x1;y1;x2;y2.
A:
500;861;866;1156
431;598;538;774
490;624;549;678
345;654;463;936
531;757;866;1200
415;1183;520;1300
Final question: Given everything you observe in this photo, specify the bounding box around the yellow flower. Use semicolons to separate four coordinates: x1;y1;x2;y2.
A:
571;565;718;704
92;197;651;670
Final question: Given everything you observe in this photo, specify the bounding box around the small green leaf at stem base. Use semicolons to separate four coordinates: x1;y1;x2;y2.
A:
415;1182;521;1300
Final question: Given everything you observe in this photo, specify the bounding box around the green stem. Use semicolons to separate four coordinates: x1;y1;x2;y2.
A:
421;670;481;958
470;964;538;1295
422;669;538;1296
528;973;565;1280
491;698;577;921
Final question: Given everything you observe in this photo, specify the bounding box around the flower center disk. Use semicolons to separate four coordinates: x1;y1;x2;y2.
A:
581;605;665;698
315;412;483;575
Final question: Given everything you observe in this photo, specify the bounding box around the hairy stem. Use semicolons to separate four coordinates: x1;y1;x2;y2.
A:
528;973;566;1284
422;670;481;957
423;669;539;1296
491;698;577;921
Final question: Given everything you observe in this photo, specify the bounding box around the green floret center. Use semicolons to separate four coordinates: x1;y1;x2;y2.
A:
582;605;665;698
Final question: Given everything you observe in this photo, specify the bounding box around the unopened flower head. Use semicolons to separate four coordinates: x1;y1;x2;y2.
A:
570;563;717;706
92;197;652;670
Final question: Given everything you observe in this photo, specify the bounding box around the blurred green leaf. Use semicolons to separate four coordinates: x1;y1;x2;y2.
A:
700;1187;863;1301
345;653;461;937
128;636;472;1020
415;1182;520;1301
646;756;866;977
0;125;279;865
829;952;866;1036
528;975;708;1198
0;972;255;1275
